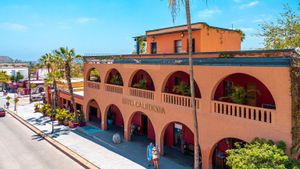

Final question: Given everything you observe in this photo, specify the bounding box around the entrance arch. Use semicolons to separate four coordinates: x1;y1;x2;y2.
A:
105;104;124;130
211;137;247;169
161;122;201;168
86;99;101;128
128;111;155;142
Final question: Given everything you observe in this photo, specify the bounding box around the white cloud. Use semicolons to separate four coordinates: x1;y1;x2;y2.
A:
237;27;255;33
76;17;97;24
198;8;222;19
0;23;27;31
239;1;259;9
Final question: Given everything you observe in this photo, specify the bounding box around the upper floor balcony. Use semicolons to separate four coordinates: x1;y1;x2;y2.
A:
83;49;296;125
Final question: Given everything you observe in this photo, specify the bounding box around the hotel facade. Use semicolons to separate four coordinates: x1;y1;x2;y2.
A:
56;23;300;169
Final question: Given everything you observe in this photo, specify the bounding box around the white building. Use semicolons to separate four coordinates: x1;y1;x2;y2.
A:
0;64;28;80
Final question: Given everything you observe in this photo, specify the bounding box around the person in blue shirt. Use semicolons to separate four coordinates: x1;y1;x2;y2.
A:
147;142;154;166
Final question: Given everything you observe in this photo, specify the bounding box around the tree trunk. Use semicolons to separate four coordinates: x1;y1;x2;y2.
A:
65;61;78;122
53;80;59;107
185;0;200;168
28;68;31;103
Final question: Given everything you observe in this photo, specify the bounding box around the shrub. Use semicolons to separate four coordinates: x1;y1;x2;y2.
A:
55;109;68;122
78;110;85;123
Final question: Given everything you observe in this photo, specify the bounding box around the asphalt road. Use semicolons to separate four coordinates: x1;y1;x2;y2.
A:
0;113;84;169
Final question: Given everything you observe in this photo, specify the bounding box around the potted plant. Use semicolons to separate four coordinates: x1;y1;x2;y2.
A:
230;85;247;104
133;79;147;89
218;85;261;105
78;110;86;127
56;109;68;125
173;82;190;96
34;103;40;112
110;74;123;85
69;113;78;128
64;112;71;126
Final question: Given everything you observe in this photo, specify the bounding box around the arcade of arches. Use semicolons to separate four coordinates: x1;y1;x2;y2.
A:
84;70;277;169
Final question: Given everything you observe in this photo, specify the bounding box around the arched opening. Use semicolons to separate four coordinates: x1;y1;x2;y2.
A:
163;71;201;98
129;112;155;142
106;104;124;132
212;138;247;169
87;99;101;128
213;73;275;109
162;122;201;167
106;68;123;86
130;70;155;91
87;68;101;82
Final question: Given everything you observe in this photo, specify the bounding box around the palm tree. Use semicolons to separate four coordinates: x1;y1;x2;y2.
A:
39;53;62;107
39;53;53;73
55;47;81;123
168;0;200;168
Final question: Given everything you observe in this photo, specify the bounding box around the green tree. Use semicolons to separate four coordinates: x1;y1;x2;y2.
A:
0;71;10;84
39;53;53;73
259;4;300;51
168;0;200;168
40;53;63;107
10;72;24;82
55;47;81;123
226;139;300;169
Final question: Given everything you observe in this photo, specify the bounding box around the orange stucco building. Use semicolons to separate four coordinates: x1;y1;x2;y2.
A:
56;23;299;169
139;22;241;54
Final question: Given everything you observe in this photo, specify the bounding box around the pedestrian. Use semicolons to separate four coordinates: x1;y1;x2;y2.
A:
152;147;159;169
146;142;154;166
6;101;9;109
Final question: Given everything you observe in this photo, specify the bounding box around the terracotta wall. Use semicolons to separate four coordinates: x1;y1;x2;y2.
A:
145;23;241;54
83;63;291;169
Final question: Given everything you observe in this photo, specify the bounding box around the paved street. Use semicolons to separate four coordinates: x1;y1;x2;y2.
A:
0;113;84;169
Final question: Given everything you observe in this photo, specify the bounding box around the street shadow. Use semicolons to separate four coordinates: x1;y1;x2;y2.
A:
31;134;45;141
71;126;192;169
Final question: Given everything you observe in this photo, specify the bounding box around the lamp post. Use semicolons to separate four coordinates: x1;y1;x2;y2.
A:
51;89;55;134
14;94;19;113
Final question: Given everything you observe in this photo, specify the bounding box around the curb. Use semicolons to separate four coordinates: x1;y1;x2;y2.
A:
6;109;100;169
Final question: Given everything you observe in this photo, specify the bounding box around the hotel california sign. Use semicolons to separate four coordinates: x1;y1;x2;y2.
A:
122;98;165;114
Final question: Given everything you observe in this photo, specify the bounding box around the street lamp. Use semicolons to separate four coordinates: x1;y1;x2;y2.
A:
14;94;19;112
51;89;55;134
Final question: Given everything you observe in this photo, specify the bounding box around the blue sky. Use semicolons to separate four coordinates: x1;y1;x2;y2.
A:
0;0;299;61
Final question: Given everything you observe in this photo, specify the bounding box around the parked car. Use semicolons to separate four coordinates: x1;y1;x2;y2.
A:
0;108;6;117
31;96;43;102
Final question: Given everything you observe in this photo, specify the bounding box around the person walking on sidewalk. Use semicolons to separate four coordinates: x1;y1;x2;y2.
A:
147;142;154;166
152;147;159;169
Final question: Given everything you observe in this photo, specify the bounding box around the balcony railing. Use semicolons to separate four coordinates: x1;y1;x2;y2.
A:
129;87;154;100
162;93;200;109
211;100;274;123
104;84;123;94
87;81;100;89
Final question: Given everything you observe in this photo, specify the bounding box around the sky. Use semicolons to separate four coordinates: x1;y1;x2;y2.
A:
0;0;299;61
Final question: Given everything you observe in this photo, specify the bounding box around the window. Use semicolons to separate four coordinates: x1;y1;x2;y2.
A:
224;81;233;97
174;40;182;53
192;39;195;53
151;42;157;54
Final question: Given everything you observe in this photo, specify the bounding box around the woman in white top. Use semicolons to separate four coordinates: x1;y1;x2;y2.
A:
152;147;159;169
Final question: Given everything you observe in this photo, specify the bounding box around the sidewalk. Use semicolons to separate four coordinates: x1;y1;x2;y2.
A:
8;102;192;169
